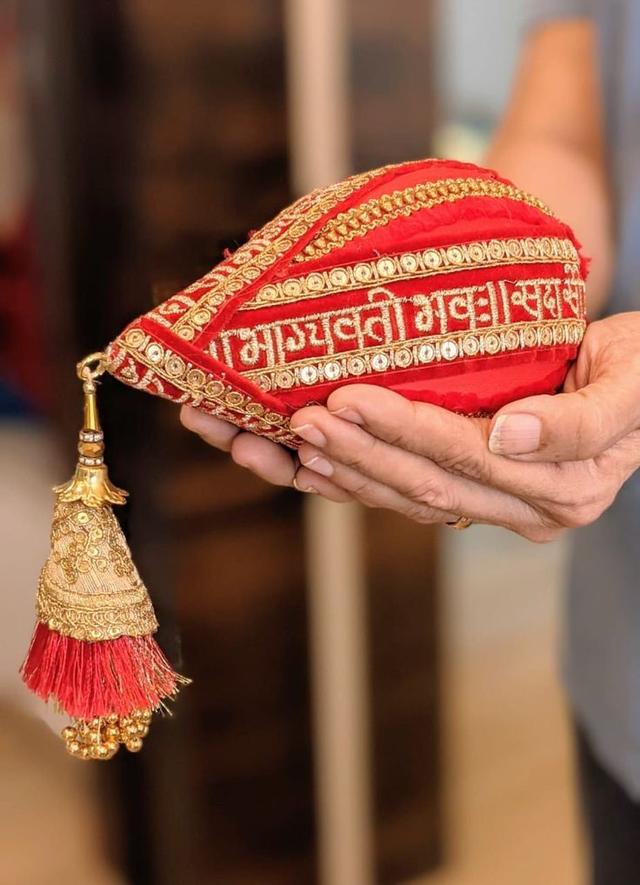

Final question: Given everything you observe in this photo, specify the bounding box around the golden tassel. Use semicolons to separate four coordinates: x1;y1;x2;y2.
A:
21;353;188;760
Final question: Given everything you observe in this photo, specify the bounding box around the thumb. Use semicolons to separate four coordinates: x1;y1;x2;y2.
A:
488;375;640;462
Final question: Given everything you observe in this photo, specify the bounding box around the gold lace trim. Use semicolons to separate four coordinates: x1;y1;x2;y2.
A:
106;333;299;447
108;254;584;437
245;318;586;393
215;262;585;378
37;500;158;641
37;580;157;642
294;177;555;263
245;236;578;310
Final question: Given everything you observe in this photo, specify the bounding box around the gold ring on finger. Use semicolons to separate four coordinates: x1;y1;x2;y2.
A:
446;516;473;530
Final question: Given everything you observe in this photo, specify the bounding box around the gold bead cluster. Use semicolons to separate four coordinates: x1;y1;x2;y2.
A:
62;709;152;761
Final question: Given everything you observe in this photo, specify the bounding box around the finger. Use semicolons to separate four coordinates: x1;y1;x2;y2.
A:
307;387;509;495
488;377;640;462
486;314;640;461
294;466;354;502
180;405;352;499
298;442;459;523
297;440;554;539
595;428;640;484
230;432;297;486
320;385;585;504
324;385;494;481
293;413;537;530
180;405;240;452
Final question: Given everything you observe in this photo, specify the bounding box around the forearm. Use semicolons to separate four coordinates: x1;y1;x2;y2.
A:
486;135;612;316
484;20;614;317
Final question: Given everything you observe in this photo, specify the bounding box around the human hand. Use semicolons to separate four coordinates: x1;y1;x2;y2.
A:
181;313;640;542
287;313;640;541
179;403;353;503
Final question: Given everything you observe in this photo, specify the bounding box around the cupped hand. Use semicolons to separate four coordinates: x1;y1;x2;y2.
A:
179;404;353;503
181;312;640;542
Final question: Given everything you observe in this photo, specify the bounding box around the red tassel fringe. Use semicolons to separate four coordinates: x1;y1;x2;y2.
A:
21;623;183;719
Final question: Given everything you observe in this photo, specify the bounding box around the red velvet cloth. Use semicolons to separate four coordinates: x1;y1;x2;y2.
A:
106;159;588;447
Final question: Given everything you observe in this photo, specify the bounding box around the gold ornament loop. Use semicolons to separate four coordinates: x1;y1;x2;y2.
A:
54;352;129;508
77;352;107;382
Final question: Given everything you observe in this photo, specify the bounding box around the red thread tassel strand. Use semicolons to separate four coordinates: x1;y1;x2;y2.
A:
21;623;183;720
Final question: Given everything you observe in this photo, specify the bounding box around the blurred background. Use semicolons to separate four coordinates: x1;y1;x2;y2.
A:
0;1;584;883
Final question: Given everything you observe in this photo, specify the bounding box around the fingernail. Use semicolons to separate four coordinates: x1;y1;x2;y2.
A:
301;454;334;477
180;407;207;431
489;414;542;455
292;423;327;447
293;476;318;494
330;406;364;425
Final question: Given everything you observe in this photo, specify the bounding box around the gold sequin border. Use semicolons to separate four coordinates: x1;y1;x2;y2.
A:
37;577;158;642
295;177;556;263
245;236;579;309
244;319;586;394
106;332;298;446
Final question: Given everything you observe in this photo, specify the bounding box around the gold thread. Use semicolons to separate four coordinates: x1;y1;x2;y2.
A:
36;500;158;641
105;164;584;443
37;582;157;642
295;177;556;263
218;267;586;375
244;236;578;309
108;259;585;436
245;318;586;393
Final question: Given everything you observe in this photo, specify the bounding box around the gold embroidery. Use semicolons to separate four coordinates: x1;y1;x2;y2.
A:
108;256;585;440
295;177;556;263
245;236;578;309
165;163;401;341
218;266;586;376
246;319;586;393
105;336;299;447
106;159;584;441
37;500;158;641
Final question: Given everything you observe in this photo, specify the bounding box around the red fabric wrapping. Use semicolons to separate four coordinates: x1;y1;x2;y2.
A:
105;158;588;444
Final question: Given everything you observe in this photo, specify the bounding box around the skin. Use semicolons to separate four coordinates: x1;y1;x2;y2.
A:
181;21;640;542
